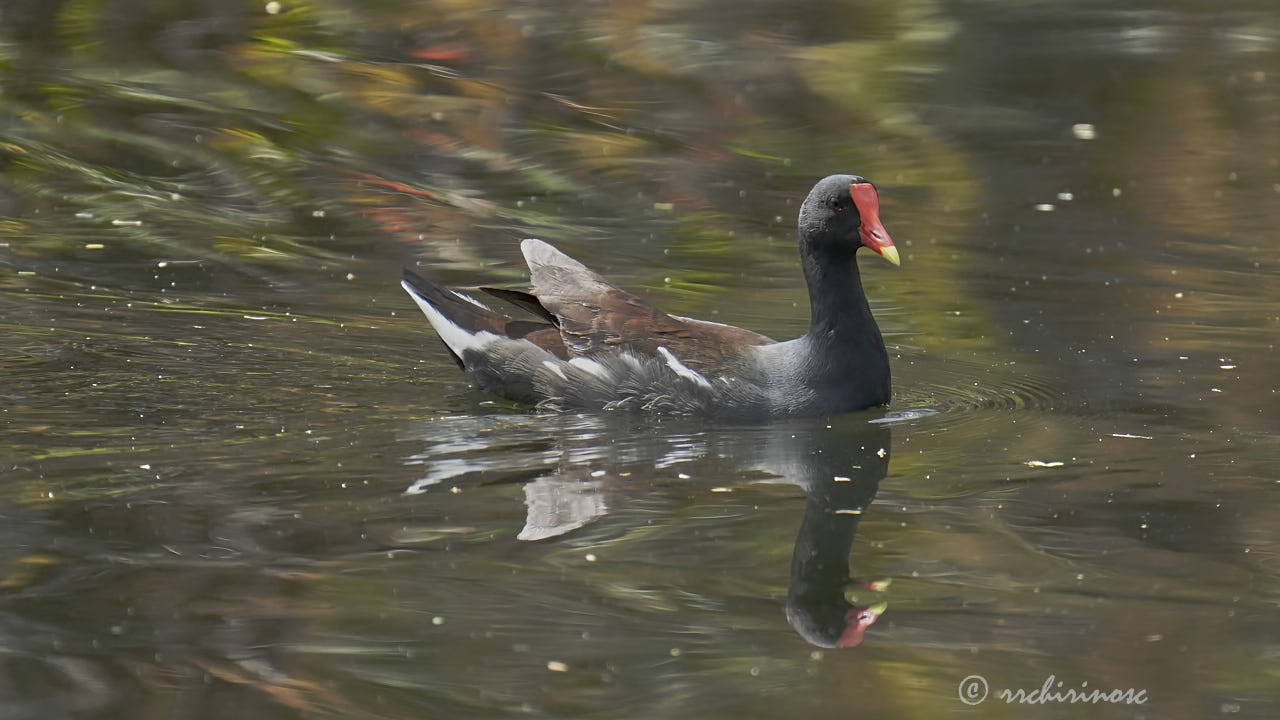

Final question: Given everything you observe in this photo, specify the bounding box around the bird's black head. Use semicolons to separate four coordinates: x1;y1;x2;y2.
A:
797;174;899;266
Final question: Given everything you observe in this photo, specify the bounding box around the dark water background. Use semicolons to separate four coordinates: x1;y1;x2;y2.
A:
2;0;1278;718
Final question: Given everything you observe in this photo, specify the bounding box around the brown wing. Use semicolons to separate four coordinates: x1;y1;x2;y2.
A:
519;239;772;375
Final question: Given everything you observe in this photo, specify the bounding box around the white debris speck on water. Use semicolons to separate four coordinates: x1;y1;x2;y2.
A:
1026;460;1064;468
1072;123;1097;140
547;661;569;672
1035;203;1055;212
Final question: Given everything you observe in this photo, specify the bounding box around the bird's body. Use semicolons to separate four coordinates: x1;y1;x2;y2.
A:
401;174;899;418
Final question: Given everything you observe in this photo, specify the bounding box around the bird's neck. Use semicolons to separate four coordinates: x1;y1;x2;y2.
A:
801;249;880;345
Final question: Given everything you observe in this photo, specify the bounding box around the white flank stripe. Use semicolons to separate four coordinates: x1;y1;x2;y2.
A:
568;357;610;379
542;361;568;380
657;346;711;388
618;353;643;371
401;280;499;357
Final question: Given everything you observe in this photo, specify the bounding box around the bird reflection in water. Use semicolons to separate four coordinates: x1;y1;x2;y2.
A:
405;415;893;649
782;420;890;648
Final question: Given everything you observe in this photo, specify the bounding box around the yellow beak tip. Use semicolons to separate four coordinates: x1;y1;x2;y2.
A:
879;245;901;267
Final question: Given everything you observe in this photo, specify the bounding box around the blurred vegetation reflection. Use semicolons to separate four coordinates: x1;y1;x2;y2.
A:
1;0;1278;718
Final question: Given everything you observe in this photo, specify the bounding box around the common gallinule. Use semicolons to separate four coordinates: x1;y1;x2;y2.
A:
401;174;898;417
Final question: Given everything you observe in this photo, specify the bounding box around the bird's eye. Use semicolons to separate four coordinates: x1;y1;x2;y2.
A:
830;198;841;210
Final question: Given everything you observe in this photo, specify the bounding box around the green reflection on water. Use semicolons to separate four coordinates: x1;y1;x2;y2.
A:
1;0;1279;718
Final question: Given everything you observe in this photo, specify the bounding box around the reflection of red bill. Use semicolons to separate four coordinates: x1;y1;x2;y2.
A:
850;183;900;266
836;601;887;648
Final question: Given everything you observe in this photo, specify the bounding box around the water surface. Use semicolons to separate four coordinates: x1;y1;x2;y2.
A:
1;1;1278;718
